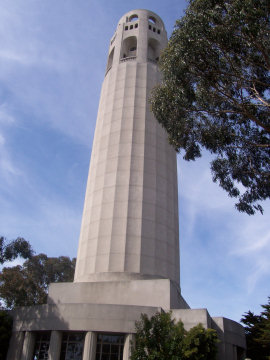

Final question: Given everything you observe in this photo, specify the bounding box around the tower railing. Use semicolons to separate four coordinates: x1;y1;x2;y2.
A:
120;56;136;62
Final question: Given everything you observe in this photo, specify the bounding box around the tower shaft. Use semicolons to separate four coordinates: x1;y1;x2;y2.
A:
74;10;180;285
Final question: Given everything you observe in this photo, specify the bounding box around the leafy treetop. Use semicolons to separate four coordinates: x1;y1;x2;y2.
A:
151;0;270;215
0;253;76;309
241;296;270;359
0;236;33;264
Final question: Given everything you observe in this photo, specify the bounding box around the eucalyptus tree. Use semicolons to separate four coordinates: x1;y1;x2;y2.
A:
151;0;270;214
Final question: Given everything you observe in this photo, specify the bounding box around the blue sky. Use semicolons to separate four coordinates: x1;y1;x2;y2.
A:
0;0;269;323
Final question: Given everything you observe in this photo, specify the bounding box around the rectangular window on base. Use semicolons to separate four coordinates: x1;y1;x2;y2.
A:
33;332;51;360
95;333;125;360
60;332;85;360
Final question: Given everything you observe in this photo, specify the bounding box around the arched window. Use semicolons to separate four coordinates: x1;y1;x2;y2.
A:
106;47;115;72
129;14;138;22
121;36;137;59
148;16;156;24
148;38;160;63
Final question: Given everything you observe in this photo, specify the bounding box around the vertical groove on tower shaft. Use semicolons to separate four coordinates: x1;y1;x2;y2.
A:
74;9;180;286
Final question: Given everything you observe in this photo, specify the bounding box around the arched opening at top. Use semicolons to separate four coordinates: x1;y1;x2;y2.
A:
121;36;137;59
148;16;156;24
129;14;138;22
148;38;161;63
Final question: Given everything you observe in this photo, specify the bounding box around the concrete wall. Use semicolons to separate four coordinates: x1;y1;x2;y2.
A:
212;317;246;360
12;303;161;333
48;279;189;310
11;304;246;360
172;308;212;330
172;311;246;360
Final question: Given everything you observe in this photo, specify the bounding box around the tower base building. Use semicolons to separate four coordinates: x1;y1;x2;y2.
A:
7;10;246;360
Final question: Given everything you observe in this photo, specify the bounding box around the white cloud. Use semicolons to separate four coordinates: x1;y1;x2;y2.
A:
0;150;21;190
0;133;5;146
0;105;20;182
0;50;34;66
177;153;235;241
0;155;18;177
177;150;270;318
0;49;65;71
178;154;234;211
246;259;270;294
232;227;270;255
229;210;270;293
0;191;82;258
0;104;15;124
0;1;100;146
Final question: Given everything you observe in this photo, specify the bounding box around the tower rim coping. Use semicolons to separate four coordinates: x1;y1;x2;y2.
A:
118;9;165;29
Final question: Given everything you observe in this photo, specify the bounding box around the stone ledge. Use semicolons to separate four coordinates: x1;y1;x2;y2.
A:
13;303;162;333
48;278;189;310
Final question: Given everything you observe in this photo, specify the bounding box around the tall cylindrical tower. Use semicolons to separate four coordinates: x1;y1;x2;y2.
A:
74;9;180;285
7;12;245;360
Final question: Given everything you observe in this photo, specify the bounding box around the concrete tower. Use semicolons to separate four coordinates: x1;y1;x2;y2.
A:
7;10;246;360
74;9;180;286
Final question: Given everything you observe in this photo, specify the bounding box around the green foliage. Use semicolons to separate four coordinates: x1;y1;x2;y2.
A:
151;0;270;215
130;312;185;360
0;310;12;360
241;297;270;359
183;324;218;360
130;311;218;360
0;236;33;264
0;254;76;309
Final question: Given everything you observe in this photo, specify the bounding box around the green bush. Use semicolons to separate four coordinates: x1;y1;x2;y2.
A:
131;311;218;360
